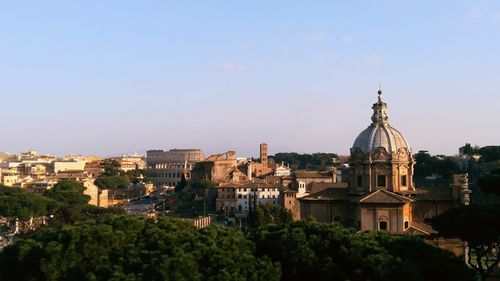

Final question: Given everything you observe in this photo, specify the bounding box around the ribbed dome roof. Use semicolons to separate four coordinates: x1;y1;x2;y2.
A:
352;90;410;155
353;124;409;154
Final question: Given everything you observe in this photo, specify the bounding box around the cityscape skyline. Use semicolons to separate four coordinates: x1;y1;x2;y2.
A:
1;1;499;157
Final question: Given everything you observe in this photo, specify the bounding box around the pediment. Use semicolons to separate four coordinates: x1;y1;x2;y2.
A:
357;189;413;204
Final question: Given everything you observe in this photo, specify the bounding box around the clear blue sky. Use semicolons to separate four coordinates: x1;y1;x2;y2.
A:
1;1;499;157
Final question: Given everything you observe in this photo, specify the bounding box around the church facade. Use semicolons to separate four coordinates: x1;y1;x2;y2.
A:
299;90;470;235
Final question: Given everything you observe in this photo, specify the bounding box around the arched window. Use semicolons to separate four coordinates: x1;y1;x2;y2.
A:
379;221;388;231
378;216;389;231
404;220;409;229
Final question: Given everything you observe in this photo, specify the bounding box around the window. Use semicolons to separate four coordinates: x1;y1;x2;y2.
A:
238;194;242;199
357;175;363;187
401;175;407;186
238;205;242;212
379;221;388;231
404;221;409;229
377;175;386;188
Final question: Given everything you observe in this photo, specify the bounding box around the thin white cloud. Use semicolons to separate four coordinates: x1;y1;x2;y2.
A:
217;63;248;72
299;31;327;43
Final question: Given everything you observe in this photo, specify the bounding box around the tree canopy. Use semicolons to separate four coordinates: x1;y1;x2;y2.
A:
0;215;280;281
252;221;475;281
190;179;216;190
273;152;339;170
478;146;500;163
0;213;477;281
477;168;500;196
94;176;130;190
432;204;500;281
99;159;122;177
413;150;459;185
247;204;293;229
0;185;59;220
44;180;91;205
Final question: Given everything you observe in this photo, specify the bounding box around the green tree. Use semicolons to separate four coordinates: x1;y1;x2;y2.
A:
414;150;459;186
125;169;148;184
0;185;59;233
190;179;216;190
273;152;339;170
477;168;500;196
432;204;500;281
44;180;90;205
478;146;500;163
175;173;188;192
99;159;122;176
251;221;475;281
94;176;130;190
462;143;479;155
248;204;292;228
0;215;281;281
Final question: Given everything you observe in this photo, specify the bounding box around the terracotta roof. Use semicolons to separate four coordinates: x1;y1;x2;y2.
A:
294;170;333;178
310;182;348;194
300;188;350;201
357;189;414;204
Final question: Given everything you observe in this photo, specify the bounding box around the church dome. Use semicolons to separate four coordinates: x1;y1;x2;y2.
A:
352;90;410;155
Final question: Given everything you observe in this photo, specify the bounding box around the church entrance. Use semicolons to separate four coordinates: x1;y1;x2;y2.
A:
379;221;388;231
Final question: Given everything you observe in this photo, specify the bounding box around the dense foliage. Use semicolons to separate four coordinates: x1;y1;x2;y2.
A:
95;176;130;190
0;185;59;220
0;216;280;281
99;159;147;185
252;221;476;281
0;213;477;281
477;168;500;196
190;179;217;190
413;150;459;186
273;152;339;170
44;180;91;205
478;146;500;163
432;204;500;281
247;204;293;228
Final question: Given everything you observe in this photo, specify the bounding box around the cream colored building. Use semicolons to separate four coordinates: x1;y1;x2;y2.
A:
216;179;281;215
274;162;291;177
53;160;86;174
83;180;109;208
1;174;20;187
